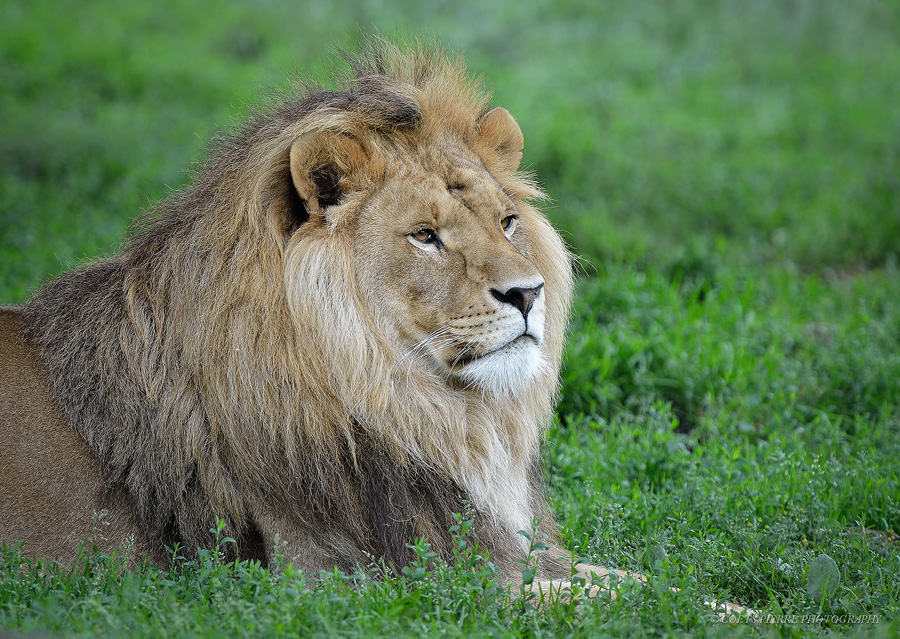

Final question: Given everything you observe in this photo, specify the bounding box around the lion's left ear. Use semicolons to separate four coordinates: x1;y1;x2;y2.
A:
477;107;524;173
289;131;370;224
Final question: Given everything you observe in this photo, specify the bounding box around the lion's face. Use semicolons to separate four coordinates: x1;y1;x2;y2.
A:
356;148;547;392
287;107;558;395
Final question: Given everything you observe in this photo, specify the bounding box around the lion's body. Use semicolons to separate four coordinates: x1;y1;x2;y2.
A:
0;43;574;578
0;307;146;561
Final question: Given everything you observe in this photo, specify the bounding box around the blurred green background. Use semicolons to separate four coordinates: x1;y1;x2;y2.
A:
3;0;899;300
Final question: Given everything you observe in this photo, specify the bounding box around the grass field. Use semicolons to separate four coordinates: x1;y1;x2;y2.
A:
2;0;899;636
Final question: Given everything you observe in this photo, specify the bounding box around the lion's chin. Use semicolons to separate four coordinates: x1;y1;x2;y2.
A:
454;336;549;393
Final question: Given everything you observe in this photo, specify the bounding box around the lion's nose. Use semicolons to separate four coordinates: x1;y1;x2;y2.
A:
491;282;544;318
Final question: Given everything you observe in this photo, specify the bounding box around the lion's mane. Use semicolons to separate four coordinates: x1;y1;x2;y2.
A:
22;41;574;574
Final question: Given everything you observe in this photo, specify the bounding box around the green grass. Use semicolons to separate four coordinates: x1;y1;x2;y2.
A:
2;0;899;636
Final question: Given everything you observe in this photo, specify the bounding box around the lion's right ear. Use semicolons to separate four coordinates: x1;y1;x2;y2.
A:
289;131;370;224
477;107;524;174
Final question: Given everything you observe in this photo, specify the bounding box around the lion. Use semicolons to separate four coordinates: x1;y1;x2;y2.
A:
0;40;573;575
0;40;751;616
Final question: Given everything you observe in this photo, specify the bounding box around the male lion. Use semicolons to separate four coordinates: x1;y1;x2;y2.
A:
0;42;750;615
0;41;576;578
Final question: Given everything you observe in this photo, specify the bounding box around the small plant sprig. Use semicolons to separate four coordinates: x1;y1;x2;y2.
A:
166;518;238;607
401;538;437;582
515;518;550;612
398;512;504;611
445;511;502;600
206;518;237;567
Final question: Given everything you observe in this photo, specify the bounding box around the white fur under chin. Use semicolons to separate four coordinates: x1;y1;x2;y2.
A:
462;461;534;553
456;337;549;394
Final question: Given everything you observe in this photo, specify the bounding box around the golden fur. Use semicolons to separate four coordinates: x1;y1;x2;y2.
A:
0;42;575;577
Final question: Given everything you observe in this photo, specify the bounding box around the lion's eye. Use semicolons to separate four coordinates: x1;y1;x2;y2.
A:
409;228;439;245
501;215;518;236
